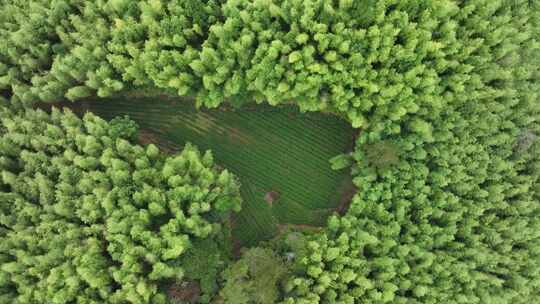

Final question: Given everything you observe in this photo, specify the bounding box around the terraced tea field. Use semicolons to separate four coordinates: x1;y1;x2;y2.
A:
86;97;355;245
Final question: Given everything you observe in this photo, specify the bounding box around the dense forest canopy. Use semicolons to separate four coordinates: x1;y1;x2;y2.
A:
0;0;539;303
0;108;242;303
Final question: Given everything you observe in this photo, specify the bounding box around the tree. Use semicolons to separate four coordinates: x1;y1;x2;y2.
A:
219;248;289;304
0;107;242;303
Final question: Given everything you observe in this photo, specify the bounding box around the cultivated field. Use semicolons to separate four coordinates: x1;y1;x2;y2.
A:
86;97;355;245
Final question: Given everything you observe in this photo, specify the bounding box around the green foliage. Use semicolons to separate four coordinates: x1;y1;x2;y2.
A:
108;0;224;99
198;0;452;124
0;0;539;303
329;154;352;171
0;0;227;107
109;115;139;141
175;238;231;303
0;107;242;303
218;247;289;304
281;1;540;303
85;97;354;245
361;141;401;172
0;1;125;107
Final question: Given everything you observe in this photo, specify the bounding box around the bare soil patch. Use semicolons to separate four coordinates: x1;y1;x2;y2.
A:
229;213;243;259
167;281;200;304
137;129;162;146
227;127;251;145
264;190;281;206
137;129;179;154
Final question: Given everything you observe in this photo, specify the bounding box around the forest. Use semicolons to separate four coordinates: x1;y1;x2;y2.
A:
0;0;539;303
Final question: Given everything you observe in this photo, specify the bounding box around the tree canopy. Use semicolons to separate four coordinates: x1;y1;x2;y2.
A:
0;0;539;303
0;107;242;303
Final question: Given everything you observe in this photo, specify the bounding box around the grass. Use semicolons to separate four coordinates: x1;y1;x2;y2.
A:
85;96;355;245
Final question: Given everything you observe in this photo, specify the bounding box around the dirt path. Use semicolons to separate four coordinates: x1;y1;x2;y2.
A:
336;179;357;215
229;213;243;259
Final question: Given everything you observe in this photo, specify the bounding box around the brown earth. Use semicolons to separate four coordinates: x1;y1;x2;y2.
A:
264;190;281;206
167;281;201;304
336;179;357;216
229;213;243;259
226;126;251;145
137;129;180;154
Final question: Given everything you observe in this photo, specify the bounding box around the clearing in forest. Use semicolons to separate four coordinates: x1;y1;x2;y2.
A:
86;96;355;245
